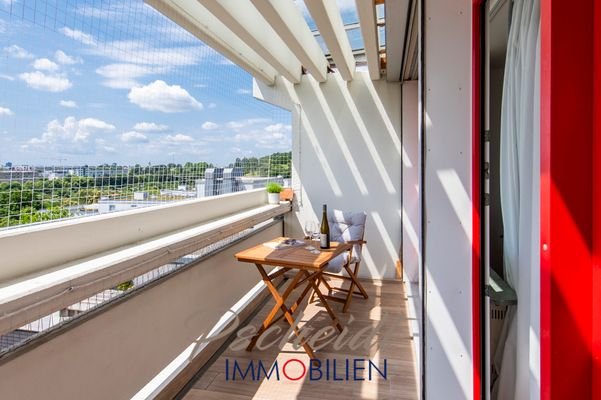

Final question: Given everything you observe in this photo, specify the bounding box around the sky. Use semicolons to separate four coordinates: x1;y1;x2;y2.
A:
0;0;292;166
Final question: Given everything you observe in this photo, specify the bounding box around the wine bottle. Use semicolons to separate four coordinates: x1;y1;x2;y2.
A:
320;204;330;249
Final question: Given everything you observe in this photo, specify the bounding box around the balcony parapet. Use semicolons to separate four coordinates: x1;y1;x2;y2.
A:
0;189;290;337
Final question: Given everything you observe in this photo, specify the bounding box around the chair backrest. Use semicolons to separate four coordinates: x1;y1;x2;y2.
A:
327;209;367;259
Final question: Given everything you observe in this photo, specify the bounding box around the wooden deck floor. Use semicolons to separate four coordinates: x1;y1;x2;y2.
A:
182;278;418;400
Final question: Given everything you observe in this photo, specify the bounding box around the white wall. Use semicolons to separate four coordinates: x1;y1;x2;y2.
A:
402;80;420;283
401;80;423;391
255;72;403;279
424;0;475;398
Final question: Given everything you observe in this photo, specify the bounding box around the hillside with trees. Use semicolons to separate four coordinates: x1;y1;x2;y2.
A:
0;151;291;228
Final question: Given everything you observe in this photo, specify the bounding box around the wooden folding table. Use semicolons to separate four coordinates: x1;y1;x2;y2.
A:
234;237;351;359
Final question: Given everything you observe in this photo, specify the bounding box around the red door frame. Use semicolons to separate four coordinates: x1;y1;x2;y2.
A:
471;1;483;399
540;0;600;398
469;1;600;398
594;0;601;397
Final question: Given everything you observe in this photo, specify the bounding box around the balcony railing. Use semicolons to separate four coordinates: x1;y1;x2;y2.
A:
0;189;291;398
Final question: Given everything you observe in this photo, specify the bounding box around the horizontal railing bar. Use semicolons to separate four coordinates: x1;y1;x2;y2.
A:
0;203;291;336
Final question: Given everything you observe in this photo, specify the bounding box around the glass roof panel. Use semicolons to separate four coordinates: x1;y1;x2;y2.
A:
347;27;364;51
293;0;316;30
337;0;359;25
314;34;330;55
376;4;385;19
294;0;384;59
378;26;386;48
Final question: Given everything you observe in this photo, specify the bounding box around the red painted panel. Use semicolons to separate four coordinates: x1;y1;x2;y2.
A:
593;0;601;398
471;1;483;399
540;0;595;398
539;0;551;391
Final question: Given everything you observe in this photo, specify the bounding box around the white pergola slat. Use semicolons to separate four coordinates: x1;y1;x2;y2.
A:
146;0;277;85
355;0;381;80
251;0;329;82
197;0;302;84
304;0;355;81
385;0;410;82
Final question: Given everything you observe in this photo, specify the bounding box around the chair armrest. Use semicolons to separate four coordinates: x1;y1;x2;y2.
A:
345;240;366;260
346;240;367;245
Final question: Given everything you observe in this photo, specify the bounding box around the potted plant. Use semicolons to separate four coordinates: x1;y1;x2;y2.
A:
266;182;282;204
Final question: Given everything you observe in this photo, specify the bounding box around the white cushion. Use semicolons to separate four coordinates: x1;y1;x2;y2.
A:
324;209;366;273
325;252;360;273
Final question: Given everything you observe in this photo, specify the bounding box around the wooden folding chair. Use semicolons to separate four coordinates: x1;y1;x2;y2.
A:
314;210;369;313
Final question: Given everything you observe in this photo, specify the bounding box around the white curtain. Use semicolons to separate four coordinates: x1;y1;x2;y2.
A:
494;0;540;399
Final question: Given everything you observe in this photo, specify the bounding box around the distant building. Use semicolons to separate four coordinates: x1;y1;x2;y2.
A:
159;188;197;198
97;197;168;214
71;166;129;178
196;169;287;198
0;169;41;183
43;169;70;180
133;191;148;201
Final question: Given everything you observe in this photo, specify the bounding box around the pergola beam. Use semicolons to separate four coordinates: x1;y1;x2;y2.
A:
251;0;329;82
197;0;302;84
146;0;277;85
355;0;381;80
385;0;411;82
304;0;355;81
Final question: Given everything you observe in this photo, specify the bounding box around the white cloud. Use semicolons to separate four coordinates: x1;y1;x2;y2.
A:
165;134;194;143
234;123;292;150
236;88;251;95
59;27;96;46
81;118;111;128
96;63;164;89
128;80;203;113
336;0;358;12
0;74;14;81
18;71;72;92
55;50;82;65
89;40;206;68
3;45;34;59
25;117;115;155
201;121;219;130
75;4;124;20
78;37;208;93
133;122;169;132
59;100;78;108
208;102;217;109
0;107;14;116
121;131;148;143
265;123;289;133
95;138;116;153
226;121;245;130
158;25;199;44
225;118;271;131
33;58;59;72
200;119;292;152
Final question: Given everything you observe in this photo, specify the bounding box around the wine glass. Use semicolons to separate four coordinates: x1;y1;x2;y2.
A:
304;221;317;240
